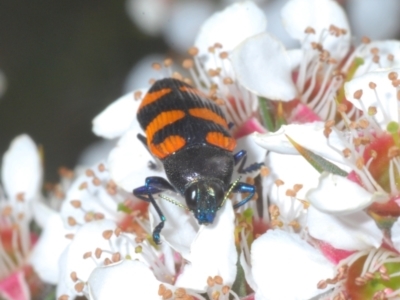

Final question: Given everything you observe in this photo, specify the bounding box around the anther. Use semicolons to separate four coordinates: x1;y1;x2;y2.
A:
68;217;77;226
95;248;102;259
356;157;365;169
219;51;228;59
182;59;194;69
188;47;199;56
388;54;394;62
354;89;363;100
102;230;113;240
214;275;223;285
214;42;223;49
212;291;221;300
172;72;183;81
83;251;92;259
388;72;398;80
368;106;377;116
134;91;142;100
112;252;121;262
304;26;316;34
16;193;25;202
372;55;380;64
222;286;230;294
355;276;367;286
135;245;142;253
104;258;112;265
70;271;78;282
65;233;75;239
388;146;400;158
175;288;186;297
151;62;162;71
85;169;95;177
92;177;101;186
275;179;284;186
317;279;328;289
342;148;351;158
207;276;215;287
58;295;69;300
361;36;371;44
163;58;173;67
114;227;122;237
74;282;85;293
260;166;270;177
70;200;81;209
369;82;377;89
370;47;379;55
79;182;88;190
223;77;233;85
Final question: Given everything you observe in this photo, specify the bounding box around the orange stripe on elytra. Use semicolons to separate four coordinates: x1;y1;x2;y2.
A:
149;135;186;159
146;110;185;146
206;132;236;152
138;88;172;111
188;108;228;129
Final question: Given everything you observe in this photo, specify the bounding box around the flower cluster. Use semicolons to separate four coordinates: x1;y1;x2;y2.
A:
2;0;400;300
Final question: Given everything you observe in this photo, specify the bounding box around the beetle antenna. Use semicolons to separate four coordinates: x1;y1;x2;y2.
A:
159;194;189;210
220;176;241;208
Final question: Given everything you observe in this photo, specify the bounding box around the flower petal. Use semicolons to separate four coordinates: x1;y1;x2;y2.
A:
175;202;237;291
345;68;400;129
195;1;267;57
92;90;145;139
391;217;400;252
108;129;165;193
307;206;383;251
88;260;164;300
251;229;334;300
30;210;71;284
306;172;379;214
231;32;297;101
148;191;198;258
253;122;349;167
354;41;400;76
281;0;350;59
1;134;42;202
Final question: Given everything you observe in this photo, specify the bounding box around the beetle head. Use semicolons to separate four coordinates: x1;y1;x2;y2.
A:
184;180;225;224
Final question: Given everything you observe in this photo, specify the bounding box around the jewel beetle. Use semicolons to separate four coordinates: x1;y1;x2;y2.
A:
133;78;258;244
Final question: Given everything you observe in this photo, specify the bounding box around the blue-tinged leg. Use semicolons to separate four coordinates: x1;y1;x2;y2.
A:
230;182;256;209
133;176;176;244
233;150;264;174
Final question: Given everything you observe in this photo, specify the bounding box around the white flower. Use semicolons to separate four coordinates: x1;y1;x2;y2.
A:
249;229;334;300
0;134;42;297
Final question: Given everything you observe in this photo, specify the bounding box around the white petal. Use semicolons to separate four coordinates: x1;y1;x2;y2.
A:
308;206;383;251
306;172;377;214
354;41;400;76
348;0;400;40
281;0;350;59
232;32;297;101
60;173;120;229
77;139;117;167
60;220;116;291
108;129;165;193
88;260;164;300
263;152;319;221
29;211;71;284
195;1;267;55
92;90;146;139
345;68;400;128
391;217;400;252
163;1;215;53
125;0;169;36
123;54;166;92
149;191;198;258
252;230;334;300
253;122;349;166
56;246;77;299
175;203;237;291
2;134;42;201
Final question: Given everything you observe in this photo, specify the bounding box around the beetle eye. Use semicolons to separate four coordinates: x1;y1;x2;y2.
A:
208;183;224;208
184;184;199;210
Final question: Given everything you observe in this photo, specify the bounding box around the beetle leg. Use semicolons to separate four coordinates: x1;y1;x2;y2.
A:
233;150;264;174
133;176;176;244
230;182;256;209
